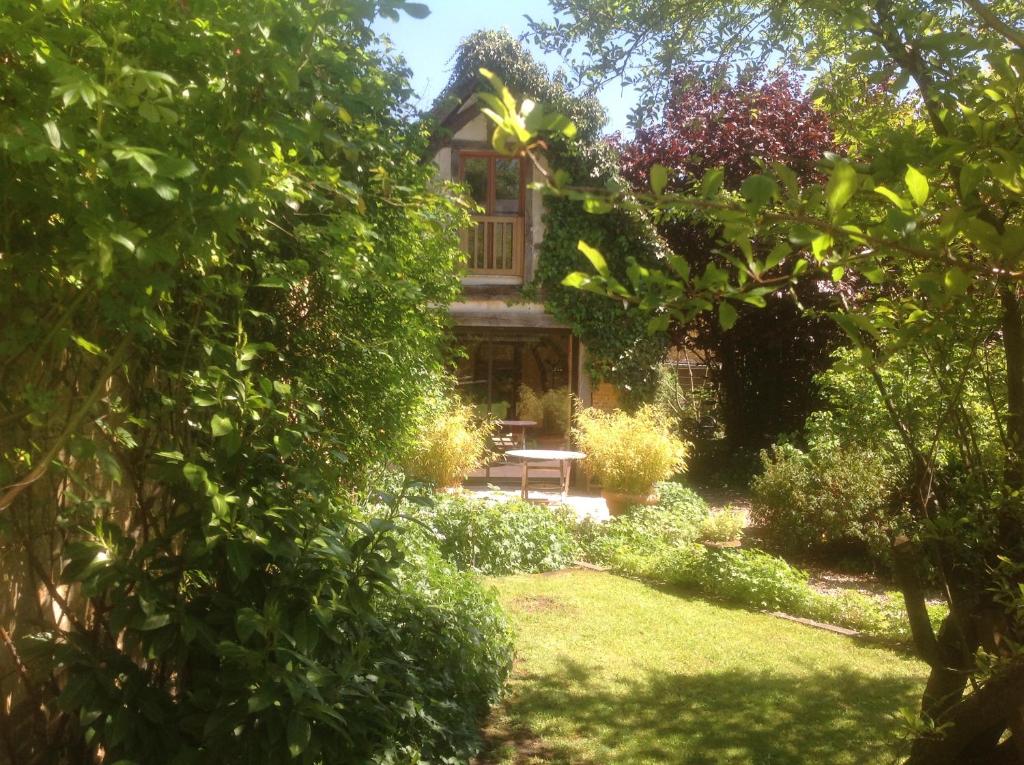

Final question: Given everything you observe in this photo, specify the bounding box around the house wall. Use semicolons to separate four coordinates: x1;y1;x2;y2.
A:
433;99;597;415
432;107;546;287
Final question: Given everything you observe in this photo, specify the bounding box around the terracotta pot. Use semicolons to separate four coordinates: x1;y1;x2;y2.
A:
601;489;658;517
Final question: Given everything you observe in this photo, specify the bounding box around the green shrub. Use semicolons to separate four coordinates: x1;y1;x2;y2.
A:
698;548;811;612
383;546;514;761
751;442;897;564
574;406;689;494
575;481;710;564
409;495;578;575
699;506;746;543
401;397;494;488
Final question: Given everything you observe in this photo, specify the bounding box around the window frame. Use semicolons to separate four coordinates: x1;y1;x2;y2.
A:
457;151;527;217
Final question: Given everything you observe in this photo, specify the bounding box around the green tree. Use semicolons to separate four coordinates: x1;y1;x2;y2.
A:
0;1;505;763
488;0;1024;759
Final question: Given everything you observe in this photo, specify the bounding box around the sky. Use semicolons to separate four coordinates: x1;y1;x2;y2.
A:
374;0;637;135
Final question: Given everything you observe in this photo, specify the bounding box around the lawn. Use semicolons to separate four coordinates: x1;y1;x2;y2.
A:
478;570;927;765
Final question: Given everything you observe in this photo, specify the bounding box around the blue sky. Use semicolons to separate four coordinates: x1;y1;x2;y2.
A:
374;0;636;134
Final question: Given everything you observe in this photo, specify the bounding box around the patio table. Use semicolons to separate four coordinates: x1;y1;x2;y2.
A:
505;448;586;501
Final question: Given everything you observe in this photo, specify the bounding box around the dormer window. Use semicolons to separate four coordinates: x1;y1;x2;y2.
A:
459;152;525;277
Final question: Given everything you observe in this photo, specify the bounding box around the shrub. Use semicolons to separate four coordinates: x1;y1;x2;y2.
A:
699;506;746;543
518;384;571;435
408;495;578;575
698;548;811;612
401;398;494;488
382;546;515;761
751;442;896;565
575;481;710;564
573;405;689;494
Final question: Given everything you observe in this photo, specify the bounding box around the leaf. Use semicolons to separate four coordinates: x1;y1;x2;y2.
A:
72;335;103;355
110;233;135;252
211;414;234;437
905;165;929;206
650;164;668;195
701;167;725;198
825;161;858;213
582;198;612;214
718;302;738;330
138;613;171;631
154;183;179;201
577;241;609;276
874;185;911;212
944;267;970;295
739;174;778;210
287;714;311;758
43;120;61;149
561;271;590;288
403;2;431;18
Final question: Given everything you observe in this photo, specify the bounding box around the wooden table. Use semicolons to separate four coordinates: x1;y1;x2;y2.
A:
505;449;586;500
497;419;537;448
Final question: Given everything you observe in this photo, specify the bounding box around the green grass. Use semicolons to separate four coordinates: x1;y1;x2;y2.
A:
479;571;927;765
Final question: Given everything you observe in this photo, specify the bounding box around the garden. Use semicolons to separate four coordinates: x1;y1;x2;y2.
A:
2;1;1024;764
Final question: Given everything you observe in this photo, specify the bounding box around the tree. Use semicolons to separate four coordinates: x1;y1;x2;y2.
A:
487;0;1024;759
0;1;501;762
616;71;845;454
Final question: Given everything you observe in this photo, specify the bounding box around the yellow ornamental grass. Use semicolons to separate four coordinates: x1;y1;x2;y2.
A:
401;402;494;489
574;405;689;495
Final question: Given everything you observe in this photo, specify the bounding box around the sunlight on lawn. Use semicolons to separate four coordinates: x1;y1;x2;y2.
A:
480;571;927;765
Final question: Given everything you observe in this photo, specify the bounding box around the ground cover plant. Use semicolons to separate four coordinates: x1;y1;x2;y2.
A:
480;571;928;765
398;494;579;575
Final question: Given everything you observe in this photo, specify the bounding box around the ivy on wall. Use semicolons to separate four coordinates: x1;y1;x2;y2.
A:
439;31;669;397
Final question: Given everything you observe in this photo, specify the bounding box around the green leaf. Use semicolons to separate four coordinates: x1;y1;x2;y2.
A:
701;167;725;198
650;164;669;195
403;2;431;19
739;174;778;210
718;302;738;330
72;336;103;355
211;415;234;437
287;714;311;758
905;165;929;206
561;271;590;288
874;185;911;212
138;613;171;631
577;241;609;276
582;198;612;214
43;120;61;150
826;161;858;213
944;267;970;295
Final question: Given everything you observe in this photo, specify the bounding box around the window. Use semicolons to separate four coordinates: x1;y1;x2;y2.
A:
458;152;525;277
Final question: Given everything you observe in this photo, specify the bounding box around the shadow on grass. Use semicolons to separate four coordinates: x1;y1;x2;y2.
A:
485;658;918;765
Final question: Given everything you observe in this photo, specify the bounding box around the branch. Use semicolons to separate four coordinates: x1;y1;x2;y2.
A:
962;0;1024;48
0;337;130;511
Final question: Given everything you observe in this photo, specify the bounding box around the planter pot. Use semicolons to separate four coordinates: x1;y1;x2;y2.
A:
601;489;658;517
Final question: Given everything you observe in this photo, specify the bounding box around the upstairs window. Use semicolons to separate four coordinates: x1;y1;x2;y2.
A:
459;152;526;276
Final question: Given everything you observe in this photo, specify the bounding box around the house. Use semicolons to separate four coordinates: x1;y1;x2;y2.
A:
427;77;599;453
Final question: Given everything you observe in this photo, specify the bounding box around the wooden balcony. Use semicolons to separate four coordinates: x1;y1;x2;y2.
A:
461;216;524;277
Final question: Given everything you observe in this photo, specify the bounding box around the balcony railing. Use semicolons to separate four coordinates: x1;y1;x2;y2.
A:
461;216;524;277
